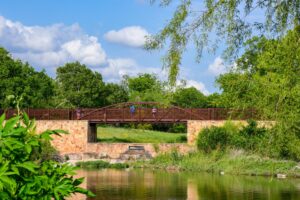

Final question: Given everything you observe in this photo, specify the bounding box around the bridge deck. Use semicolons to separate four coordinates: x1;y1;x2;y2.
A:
0;106;255;123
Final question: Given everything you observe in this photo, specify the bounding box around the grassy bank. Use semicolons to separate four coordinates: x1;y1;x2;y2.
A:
132;149;300;177
76;160;129;169
97;126;187;143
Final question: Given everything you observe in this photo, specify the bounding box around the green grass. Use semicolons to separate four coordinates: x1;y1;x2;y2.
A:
132;149;300;177
76;160;129;169
97;126;187;143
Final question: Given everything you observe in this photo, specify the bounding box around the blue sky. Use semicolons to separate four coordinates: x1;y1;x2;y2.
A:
0;0;227;94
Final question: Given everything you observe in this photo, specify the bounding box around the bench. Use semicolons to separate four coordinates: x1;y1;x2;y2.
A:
128;145;145;151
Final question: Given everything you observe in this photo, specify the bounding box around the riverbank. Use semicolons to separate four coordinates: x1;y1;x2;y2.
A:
131;149;300;177
74;150;300;178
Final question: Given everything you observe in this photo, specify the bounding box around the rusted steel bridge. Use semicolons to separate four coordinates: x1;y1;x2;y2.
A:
0;102;255;124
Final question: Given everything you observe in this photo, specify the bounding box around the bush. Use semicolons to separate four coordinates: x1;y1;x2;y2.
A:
0;113;94;199
197;126;231;153
136;123;153;130
168;123;186;133
231;120;267;151
263;125;300;161
175;135;187;142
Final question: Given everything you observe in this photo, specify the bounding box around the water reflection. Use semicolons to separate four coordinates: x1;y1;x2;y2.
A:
75;169;300;200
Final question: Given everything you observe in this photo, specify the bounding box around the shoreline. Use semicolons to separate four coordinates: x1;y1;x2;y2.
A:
73;150;300;179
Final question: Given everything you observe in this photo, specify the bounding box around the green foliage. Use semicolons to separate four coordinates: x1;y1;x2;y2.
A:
137;150;299;177
217;27;300;159
197;120;300;161
136;123;153;130
103;83;129;105
0;47;55;108
168;123;186;133
231;120;267;151
124;73;171;104
171;87;208;108
197;126;231;153
76;160;129;169
147;0;300;85
0;113;94;199
263;125;300;161
56;62;105;107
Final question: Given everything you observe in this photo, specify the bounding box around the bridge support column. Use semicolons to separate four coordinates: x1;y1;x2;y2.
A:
88;123;97;143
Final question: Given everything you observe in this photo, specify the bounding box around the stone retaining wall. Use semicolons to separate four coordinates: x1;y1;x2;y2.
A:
35;120;89;154
35;120;195;159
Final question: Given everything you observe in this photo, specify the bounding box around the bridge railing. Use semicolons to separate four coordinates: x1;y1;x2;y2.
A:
0;108;257;122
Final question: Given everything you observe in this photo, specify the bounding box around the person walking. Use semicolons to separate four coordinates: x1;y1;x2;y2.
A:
130;104;135;118
76;108;81;120
152;106;157;118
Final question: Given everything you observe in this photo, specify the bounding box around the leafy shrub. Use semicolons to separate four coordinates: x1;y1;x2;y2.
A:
170;149;183;164
136;123;153;130
168;123;187;133
197;126;231;153
0;113;94;199
263;125;300;161
175;135;187;142
231;120;267;151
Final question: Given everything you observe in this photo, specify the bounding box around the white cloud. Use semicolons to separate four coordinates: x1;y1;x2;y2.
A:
0;16;106;68
100;58;161;82
186;80;210;95
104;26;149;47
208;57;226;76
176;79;210;95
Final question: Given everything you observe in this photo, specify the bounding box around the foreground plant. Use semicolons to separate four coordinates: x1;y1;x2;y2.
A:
0;113;95;199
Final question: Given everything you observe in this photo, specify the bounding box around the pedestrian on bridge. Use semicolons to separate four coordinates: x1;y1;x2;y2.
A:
152;107;157;118
76;108;81;120
130;105;135;117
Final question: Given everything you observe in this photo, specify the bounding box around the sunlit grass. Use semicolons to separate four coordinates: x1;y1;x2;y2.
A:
97;126;187;143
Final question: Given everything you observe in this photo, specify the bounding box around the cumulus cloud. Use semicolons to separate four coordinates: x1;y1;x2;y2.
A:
104;26;149;47
0;16;106;68
186;80;210;95
208;56;226;76
176;79;210;95
100;58;161;82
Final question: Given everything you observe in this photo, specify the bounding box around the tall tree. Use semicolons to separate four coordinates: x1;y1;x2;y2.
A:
0;47;55;108
124;73;171;104
147;0;300;85
56;62;105;107
171;87;208;108
217;26;300;122
103;83;129;105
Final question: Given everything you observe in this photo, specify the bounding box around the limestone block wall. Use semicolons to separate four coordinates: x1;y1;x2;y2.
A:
35;120;89;154
86;143;194;159
34;120;194;158
187;120;274;145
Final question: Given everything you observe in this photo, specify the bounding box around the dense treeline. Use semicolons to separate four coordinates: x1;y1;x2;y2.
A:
0;47;219;109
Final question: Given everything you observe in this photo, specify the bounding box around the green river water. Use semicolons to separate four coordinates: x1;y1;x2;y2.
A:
75;169;300;200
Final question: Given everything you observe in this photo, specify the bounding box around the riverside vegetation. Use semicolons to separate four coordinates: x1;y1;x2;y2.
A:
78;120;300;177
133;120;300;177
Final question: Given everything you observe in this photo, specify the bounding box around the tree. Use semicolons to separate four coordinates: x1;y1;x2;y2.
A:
171;87;208;108
103;83;129;105
147;0;300;85
217;27;300;121
124;73;171;104
216;27;300;159
56;62;105;108
0;47;55;108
